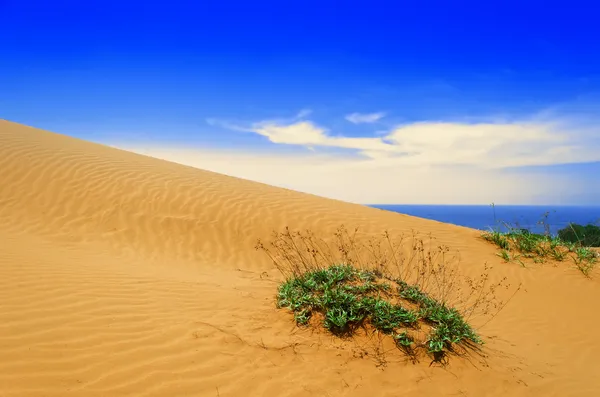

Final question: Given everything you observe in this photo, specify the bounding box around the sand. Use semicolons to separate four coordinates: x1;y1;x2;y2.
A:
1;118;599;396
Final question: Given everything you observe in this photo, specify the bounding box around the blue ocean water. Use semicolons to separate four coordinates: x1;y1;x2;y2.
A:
368;205;600;236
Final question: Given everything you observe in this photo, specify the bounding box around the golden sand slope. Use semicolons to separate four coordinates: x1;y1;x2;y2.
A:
1;119;599;397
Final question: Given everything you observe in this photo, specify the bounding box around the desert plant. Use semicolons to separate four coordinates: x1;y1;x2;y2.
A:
497;249;511;262
482;230;511;250
481;219;597;277
572;247;597;277
256;226;518;364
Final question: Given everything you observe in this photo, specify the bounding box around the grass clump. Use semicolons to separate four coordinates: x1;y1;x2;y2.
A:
481;207;598;277
277;265;418;334
396;280;482;356
482;227;598;277
572;247;598;277
483;230;511;251
277;264;479;359
257;226;517;364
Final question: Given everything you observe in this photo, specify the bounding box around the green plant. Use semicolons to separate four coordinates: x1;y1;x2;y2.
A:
482;230;511;250
481;214;598;277
547;237;567;261
397;281;481;352
394;331;414;347
572;247;597;277
497;249;511;262
276;264;480;358
257;226;517;364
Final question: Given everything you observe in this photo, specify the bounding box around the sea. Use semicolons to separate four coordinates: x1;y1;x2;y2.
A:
368;205;600;236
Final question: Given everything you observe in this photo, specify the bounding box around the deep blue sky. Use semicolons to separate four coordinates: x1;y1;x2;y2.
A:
3;1;600;131
1;0;599;204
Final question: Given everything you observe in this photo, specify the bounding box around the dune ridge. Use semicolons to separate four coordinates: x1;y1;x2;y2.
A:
1;119;600;396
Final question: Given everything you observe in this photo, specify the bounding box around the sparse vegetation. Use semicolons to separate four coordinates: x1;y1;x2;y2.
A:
276;264;481;359
497;249;511;262
481;207;598;277
482;228;563;261
573;247;598;277
256;226;517;364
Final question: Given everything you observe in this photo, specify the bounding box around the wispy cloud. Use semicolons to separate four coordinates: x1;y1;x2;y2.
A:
252;121;394;153
241;115;599;169
295;109;312;119
206;109;312;132
205;118;253;132
157;109;600;204
345;112;386;124
117;145;596;205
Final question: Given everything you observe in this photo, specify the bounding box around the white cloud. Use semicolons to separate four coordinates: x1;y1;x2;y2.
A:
246;117;600;169
251;121;394;154
345;112;386;124
118;110;599;205
114;145;593;205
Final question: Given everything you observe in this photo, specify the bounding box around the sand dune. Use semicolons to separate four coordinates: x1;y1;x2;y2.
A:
1;119;599;396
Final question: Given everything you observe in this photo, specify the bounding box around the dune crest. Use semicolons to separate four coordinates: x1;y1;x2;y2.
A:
1;119;599;396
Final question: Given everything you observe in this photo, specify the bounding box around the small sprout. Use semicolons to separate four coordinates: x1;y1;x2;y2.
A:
394;331;414;347
497;249;511;262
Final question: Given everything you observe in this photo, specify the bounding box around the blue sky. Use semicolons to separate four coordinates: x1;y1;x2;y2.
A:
2;0;599;205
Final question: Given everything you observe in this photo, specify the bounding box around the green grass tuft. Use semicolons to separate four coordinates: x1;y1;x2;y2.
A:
481;227;597;277
258;225;518;365
277;265;482;359
572;247;598;277
397;280;481;353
